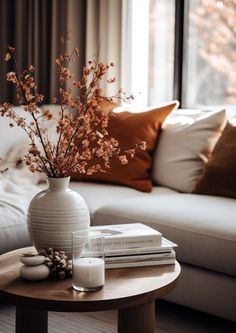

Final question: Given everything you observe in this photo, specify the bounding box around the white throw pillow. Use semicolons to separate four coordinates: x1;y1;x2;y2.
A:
152;109;227;193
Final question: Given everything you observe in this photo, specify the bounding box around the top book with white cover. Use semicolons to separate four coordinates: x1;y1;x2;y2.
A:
90;223;162;249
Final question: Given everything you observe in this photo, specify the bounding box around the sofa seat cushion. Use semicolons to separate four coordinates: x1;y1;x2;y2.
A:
0;208;32;254
70;181;177;217
91;190;236;276
0;172;40;254
0;181;175;254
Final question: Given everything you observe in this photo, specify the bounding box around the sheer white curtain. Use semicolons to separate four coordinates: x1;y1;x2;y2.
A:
121;0;150;107
85;0;122;97
67;0;149;105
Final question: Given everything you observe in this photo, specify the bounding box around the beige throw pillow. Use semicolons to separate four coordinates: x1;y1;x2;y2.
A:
152;109;227;193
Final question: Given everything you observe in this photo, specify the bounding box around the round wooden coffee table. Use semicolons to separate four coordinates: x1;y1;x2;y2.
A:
0;247;180;333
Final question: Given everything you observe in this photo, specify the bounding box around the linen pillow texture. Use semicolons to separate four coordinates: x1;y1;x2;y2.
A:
72;101;179;192
194;123;236;199
152;109;227;193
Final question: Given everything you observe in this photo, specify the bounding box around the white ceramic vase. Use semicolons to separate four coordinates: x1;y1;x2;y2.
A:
27;177;90;259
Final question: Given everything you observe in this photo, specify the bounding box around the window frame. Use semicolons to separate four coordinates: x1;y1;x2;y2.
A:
173;0;187;107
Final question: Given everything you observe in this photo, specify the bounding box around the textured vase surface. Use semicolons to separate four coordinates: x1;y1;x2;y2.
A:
27;177;90;258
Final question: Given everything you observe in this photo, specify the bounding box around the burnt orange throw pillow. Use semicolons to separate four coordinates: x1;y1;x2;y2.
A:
194;123;236;198
72;101;179;192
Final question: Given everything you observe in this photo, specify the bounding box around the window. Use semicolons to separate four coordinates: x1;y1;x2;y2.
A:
122;0;175;107
183;0;236;109
121;0;150;107
149;0;175;105
125;0;236;110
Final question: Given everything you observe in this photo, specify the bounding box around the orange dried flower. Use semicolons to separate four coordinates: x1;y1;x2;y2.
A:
0;39;145;178
5;53;11;61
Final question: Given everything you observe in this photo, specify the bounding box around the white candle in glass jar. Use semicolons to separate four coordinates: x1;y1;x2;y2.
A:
73;257;105;290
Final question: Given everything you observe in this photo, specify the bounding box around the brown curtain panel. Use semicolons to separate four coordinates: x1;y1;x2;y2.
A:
0;0;86;104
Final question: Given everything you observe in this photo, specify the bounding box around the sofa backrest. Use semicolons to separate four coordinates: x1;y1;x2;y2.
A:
0;107;32;158
0;106;232;160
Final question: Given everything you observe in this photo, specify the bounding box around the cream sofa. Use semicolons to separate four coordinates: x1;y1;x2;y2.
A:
0;107;235;322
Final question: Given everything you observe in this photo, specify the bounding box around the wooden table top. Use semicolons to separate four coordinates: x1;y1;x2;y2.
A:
0;247;181;312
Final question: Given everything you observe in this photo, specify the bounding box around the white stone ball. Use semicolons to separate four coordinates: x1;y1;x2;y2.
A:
20;255;45;266
20;264;50;281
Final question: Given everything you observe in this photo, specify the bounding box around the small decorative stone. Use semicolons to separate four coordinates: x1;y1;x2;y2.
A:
20;264;50;281
19;252;49;281
20;254;45;266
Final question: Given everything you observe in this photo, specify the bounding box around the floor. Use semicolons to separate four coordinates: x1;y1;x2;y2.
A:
155;301;236;333
0;300;235;333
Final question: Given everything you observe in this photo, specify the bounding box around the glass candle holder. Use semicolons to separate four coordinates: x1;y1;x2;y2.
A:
72;231;105;292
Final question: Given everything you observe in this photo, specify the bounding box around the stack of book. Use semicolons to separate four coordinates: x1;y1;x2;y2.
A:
90;223;177;269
